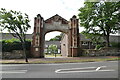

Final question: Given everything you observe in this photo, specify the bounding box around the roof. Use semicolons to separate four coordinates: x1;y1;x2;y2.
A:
1;33;120;43
79;34;91;41
80;34;120;42
61;33;120;43
109;35;120;42
0;33;32;40
45;41;61;48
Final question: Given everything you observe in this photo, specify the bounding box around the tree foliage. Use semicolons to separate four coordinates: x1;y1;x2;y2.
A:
47;44;58;54
0;8;31;62
78;1;120;47
49;33;63;41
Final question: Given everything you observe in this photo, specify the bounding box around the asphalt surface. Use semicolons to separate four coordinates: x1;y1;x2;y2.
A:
1;61;119;78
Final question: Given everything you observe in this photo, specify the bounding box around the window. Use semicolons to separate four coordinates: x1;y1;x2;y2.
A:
45;45;48;47
44;49;47;53
35;48;39;51
82;42;88;45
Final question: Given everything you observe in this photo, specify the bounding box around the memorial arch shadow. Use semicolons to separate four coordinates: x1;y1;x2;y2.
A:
31;14;80;58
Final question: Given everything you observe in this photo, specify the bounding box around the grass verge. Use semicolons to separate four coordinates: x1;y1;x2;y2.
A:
0;57;119;64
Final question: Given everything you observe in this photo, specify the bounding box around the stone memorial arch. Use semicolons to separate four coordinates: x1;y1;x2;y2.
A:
31;14;80;58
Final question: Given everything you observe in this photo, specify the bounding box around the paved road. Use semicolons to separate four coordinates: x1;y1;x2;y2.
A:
0;61;118;78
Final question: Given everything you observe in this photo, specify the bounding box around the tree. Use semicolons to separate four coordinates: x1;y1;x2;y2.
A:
49;33;63;41
0;8;31;62
78;1;120;47
47;44;58;57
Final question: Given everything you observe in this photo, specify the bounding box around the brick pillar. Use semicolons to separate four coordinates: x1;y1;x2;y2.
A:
68;15;80;57
68;27;72;57
31;14;44;58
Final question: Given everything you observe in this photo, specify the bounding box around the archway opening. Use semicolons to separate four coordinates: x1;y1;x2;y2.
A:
44;31;64;58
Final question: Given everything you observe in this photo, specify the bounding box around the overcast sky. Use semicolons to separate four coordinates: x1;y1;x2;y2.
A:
0;0;85;40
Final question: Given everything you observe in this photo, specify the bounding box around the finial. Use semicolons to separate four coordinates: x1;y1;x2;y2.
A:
55;14;59;16
72;15;76;18
37;14;41;17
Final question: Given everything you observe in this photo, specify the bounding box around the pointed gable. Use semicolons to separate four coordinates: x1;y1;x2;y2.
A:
44;14;68;24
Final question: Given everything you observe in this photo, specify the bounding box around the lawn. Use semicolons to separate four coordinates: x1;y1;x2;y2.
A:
0;56;119;64
45;54;62;58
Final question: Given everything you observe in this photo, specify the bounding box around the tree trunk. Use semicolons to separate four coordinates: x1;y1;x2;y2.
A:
106;35;110;47
22;41;28;62
55;53;56;57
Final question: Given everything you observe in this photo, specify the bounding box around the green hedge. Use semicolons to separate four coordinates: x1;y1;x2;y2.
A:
110;42;120;48
1;39;31;52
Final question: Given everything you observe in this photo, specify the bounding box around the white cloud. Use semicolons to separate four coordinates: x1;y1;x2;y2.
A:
0;0;85;40
45;31;61;41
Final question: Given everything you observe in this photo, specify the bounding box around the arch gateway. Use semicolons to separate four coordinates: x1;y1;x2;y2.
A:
31;14;80;58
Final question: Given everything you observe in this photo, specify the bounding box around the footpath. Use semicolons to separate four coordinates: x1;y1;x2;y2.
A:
0;56;119;64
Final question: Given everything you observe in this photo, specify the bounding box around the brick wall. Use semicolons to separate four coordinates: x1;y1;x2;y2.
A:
1;50;31;59
82;47;120;56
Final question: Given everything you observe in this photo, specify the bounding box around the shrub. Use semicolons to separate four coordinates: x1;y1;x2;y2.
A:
2;39;31;52
110;42;120;48
95;44;104;50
